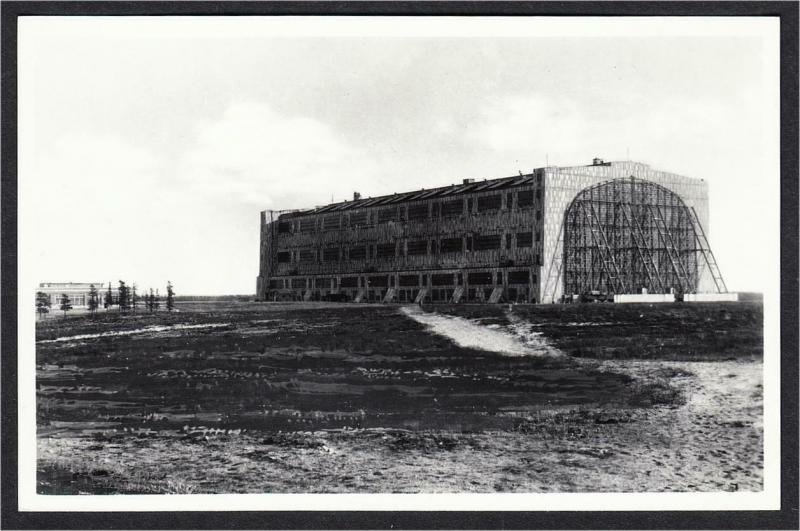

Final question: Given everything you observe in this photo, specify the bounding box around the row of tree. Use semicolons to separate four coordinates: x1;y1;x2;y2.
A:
36;281;175;318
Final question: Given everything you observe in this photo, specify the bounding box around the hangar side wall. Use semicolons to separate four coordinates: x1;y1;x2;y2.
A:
257;177;547;303
540;161;711;303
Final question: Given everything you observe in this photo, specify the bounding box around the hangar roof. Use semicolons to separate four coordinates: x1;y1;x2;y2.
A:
276;172;539;220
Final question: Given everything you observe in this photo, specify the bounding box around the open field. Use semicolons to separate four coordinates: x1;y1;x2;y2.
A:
36;301;763;494
426;301;763;361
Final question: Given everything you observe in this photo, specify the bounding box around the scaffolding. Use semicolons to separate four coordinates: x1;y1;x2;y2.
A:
559;177;725;298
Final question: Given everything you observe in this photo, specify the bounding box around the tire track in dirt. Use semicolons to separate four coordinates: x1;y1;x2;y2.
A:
38;322;232;343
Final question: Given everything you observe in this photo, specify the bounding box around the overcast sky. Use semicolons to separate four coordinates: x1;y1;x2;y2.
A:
19;17;779;295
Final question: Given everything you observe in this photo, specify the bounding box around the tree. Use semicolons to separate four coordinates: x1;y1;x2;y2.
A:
146;288;155;313
153;289;161;312
131;283;138;313
104;283;113;311
87;284;99;317
36;291;51;319
118;281;130;312
166;281;175;312
59;293;73;317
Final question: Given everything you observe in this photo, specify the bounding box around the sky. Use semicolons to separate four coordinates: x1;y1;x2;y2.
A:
18;17;780;295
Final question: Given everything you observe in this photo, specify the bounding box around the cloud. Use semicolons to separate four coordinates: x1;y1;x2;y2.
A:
466;91;744;171
28;102;387;295
468;94;587;154
175;101;379;210
26;133;181;291
26;130;253;295
33;133;162;211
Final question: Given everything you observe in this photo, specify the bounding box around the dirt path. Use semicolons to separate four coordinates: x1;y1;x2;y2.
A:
594;359;763;491
397;307;763;492
401;306;559;357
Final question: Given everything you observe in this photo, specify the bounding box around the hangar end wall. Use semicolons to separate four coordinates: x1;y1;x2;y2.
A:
540;161;711;302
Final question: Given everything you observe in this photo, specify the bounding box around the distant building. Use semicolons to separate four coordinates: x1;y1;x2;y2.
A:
257;160;727;304
37;282;115;309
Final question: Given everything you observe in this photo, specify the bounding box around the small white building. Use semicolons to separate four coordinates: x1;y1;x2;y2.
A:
37;282;116;309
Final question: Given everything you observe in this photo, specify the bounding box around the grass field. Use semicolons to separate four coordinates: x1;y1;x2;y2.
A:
36;300;763;494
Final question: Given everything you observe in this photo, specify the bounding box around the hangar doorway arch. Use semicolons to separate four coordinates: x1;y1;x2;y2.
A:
562;177;700;298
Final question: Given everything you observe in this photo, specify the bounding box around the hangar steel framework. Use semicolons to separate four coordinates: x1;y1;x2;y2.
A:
556;177;727;299
258;160;727;303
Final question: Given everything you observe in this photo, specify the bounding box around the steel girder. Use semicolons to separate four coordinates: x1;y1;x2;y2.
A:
562;177;701;296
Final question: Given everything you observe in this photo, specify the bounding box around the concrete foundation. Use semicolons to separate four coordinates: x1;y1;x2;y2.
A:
613;293;676;304
684;293;739;302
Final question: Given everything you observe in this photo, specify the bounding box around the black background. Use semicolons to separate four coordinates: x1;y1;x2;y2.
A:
2;2;797;529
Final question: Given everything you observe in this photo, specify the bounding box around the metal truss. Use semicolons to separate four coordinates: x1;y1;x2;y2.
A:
689;206;728;293
617;201;665;293
542;221;564;302
561;176;721;297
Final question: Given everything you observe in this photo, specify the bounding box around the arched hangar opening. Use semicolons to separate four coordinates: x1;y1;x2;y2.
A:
562;177;707;299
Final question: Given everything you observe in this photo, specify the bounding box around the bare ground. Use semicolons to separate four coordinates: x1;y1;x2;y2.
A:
36;301;762;494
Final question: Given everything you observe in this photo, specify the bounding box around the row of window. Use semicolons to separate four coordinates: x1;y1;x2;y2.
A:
277;190;543;234
271;286;536;303
267;269;537;290
275;232;541;264
47;293;87;305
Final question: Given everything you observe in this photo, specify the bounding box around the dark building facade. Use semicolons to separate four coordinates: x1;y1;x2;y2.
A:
257;160;724;304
